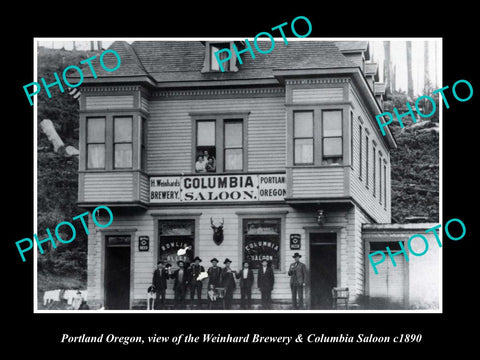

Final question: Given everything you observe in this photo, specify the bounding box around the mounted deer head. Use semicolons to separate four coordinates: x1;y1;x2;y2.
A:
210;217;224;245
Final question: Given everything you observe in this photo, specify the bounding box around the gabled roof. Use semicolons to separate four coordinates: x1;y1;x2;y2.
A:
85;40;358;83
100;41;150;77
335;41;370;60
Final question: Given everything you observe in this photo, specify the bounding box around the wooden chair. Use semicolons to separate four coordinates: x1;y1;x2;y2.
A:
331;287;349;310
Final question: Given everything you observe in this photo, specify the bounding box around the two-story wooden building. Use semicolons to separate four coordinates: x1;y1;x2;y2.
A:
77;39;397;310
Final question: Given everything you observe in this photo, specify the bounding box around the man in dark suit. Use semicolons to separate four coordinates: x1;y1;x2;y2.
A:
236;261;254;309
257;259;274;309
188;256;205;307
207;258;222;288
152;260;171;309
171;260;189;309
288;252;308;309
221;258;236;310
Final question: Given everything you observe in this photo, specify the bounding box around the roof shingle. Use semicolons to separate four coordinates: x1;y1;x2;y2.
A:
86;40;359;82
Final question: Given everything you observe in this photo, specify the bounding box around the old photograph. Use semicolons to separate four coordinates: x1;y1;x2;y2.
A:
35;38;441;312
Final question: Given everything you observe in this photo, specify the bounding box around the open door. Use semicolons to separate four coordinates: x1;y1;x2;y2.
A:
309;233;337;309
105;235;131;310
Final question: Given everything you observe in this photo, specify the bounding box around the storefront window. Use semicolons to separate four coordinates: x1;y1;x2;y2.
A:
158;220;195;266
243;218;281;269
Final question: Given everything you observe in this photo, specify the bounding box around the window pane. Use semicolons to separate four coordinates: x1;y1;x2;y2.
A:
197;121;215;146
294;112;313;138
114;117;132;142
294;139;313;164
243;219;280;270
211;44;230;71
225;148;243;170
225;121;242;147
87;144;105;168
323;137;342;156
114;143;132;168
323;110;342;137
87;118;105;142
159;220;195;265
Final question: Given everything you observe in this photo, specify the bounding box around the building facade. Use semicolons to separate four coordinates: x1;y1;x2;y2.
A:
77;40;399;310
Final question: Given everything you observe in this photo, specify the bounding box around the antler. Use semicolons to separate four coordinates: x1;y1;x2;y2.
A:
210;217;215;227
220;218;224;226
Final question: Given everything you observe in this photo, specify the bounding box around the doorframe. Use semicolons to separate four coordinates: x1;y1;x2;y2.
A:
101;228;137;310
303;226;343;309
364;238;409;308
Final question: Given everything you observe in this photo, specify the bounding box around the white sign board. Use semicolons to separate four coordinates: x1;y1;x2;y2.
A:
150;174;286;203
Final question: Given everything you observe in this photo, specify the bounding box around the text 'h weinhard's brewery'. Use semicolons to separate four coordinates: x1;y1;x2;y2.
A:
76;40;440;310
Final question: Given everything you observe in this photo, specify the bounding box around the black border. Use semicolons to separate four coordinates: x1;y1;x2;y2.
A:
6;8;478;354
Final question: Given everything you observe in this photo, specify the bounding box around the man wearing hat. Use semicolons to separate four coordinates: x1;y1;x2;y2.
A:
207;258;222;288
171;260;189;309
257;259;275;309
188;256;205;307
288;252;308;309
152;261;171;309
221;258;236;310
236;261;254;309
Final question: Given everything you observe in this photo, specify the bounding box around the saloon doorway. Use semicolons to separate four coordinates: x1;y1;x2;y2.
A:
309;232;337;309
105;235;131;310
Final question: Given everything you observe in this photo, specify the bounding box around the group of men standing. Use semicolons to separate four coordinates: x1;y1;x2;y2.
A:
151;252;307;310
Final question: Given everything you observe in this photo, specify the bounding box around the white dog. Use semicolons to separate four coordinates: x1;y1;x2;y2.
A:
147;285;156;310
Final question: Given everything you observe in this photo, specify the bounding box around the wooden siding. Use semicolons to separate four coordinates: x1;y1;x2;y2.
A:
291;167;346;198
349;87;390;223
85;95;135;110
140;96;149;113
147;96;286;174
86;205;365;308
139;173;149;204
83;172;135;202
292;88;343;103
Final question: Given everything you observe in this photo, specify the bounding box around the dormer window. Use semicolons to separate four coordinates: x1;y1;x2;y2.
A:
201;41;238;73
210;43;230;71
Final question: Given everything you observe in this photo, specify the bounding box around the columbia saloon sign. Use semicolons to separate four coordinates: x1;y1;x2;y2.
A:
150;174;286;203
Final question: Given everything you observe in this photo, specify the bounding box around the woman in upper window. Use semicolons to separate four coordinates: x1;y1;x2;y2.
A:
195;155;206;172
206;156;216;172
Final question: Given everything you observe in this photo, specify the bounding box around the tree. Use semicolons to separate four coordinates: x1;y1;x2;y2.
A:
406;41;414;100
383;41;392;95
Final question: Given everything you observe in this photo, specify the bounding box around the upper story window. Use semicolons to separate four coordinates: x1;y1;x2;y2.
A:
87;117;106;169
350;111;354;170
224;120;243;171
210;43;230;71
114;116;133;169
294;111;314;165
358;124;363;179
193;113;248;173
365;134;369;188
322;110;343;165
372;144;377;197
378;152;383;205
384;162;387;209
196;120;217;173
141;117;147;171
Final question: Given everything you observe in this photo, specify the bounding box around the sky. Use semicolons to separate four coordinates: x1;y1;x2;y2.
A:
370;39;442;96
38;38;441;96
